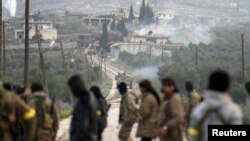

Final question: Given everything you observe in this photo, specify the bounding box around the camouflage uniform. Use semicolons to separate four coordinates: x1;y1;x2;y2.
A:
136;92;159;138
186;90;201;125
159;93;185;141
188;91;242;141
28;92;59;141
118;91;138;141
0;86;36;141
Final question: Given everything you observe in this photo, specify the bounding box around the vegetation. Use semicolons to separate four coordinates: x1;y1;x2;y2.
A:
117;18;128;36
4;46;112;118
128;4;135;21
100;21;109;52
110;17;117;31
112;24;250;123
138;0;155;25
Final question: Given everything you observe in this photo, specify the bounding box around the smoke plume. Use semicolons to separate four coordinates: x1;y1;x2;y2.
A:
4;0;17;17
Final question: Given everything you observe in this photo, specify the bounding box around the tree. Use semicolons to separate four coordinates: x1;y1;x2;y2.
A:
117;18;128;36
146;2;155;24
139;0;147;24
99;21;109;52
138;0;155;25
110;17;116;31
128;4;135;21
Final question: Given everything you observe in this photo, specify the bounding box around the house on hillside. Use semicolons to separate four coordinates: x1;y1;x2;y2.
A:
123;35;170;45
155;10;175;27
15;20;57;41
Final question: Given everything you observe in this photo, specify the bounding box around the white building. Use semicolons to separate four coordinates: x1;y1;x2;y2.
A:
15;20;57;40
155;10;175;27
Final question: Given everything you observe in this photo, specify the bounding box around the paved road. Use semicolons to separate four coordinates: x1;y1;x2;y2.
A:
56;55;140;141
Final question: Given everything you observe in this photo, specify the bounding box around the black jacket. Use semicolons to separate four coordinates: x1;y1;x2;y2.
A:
70;93;98;141
96;97;108;130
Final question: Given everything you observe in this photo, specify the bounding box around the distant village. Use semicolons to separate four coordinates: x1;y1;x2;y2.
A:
2;0;250;56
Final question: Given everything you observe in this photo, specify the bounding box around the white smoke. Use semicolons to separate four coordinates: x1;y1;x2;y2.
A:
133;23;211;45
133;66;159;80
3;0;17;17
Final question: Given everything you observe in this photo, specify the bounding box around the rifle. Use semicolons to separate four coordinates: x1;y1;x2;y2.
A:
106;104;111;112
245;81;250;96
50;97;56;115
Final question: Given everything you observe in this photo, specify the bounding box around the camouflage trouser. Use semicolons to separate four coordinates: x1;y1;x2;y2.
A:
118;123;134;141
37;131;54;141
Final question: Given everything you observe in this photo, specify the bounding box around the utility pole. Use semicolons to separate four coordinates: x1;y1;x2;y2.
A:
24;0;30;87
59;40;67;71
241;34;245;83
161;46;164;61
149;45;152;59
0;0;2;80
35;24;49;94
2;21;6;80
59;40;74;105
195;45;198;67
138;40;142;53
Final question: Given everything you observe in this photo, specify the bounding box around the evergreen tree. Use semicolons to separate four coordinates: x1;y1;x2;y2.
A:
139;0;146;24
110;17;116;31
117;19;128;36
100;21;109;52
146;2;154;25
128;4;135;21
139;0;155;25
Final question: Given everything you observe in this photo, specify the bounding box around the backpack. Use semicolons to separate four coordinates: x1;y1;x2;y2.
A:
0;91;14;140
34;96;54;141
196;107;228;141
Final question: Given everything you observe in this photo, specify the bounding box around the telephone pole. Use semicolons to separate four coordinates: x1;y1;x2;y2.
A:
24;0;30;86
0;0;2;80
241;34;245;83
35;24;48;94
59;40;74;105
161;46;164;61
2;21;6;80
195;45;198;67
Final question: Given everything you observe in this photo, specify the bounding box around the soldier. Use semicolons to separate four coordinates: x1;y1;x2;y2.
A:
118;82;138;141
185;81;201;126
0;83;36;141
157;78;185;141
28;82;59;141
90;86;108;141
136;80;160;141
68;75;98;141
188;70;242;141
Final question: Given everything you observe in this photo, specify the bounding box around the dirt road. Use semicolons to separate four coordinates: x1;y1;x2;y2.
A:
56;56;139;141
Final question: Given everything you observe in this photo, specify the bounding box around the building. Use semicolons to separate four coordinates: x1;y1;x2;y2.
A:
15;20;57;40
155;10;175;27
123;35;169;45
73;33;92;48
83;17;112;27
123;35;146;43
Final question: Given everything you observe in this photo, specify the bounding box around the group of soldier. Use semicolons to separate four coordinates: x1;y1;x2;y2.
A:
0;82;59;141
117;70;242;141
0;69;243;141
0;74;110;141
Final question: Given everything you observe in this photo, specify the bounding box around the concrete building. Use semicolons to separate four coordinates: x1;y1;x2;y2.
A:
123;35;169;45
155;10;175;26
15;20;57;40
83;17;112;27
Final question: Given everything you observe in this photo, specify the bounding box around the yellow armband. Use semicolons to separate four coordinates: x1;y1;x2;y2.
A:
24;108;36;120
188;127;199;136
